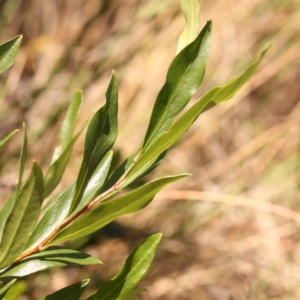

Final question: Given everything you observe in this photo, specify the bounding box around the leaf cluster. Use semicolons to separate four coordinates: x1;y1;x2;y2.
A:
0;3;268;299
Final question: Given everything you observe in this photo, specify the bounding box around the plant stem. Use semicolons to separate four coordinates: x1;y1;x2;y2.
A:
13;153;140;264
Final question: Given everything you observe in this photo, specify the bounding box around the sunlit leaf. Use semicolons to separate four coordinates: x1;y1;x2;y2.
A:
177;0;201;54
70;72;118;213
0;162;44;269
87;234;161;300
143;21;212;149
125;48;269;184
48;175;187;245
0;35;22;73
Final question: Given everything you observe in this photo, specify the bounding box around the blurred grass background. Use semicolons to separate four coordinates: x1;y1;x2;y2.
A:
0;0;300;299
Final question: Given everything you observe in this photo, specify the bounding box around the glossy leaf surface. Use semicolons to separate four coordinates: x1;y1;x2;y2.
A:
0;35;22;73
70;72;118;213
143;21;211;149
49;175;187;245
87;234;161;300
0;163;43;269
40;279;89;300
0;247;101;279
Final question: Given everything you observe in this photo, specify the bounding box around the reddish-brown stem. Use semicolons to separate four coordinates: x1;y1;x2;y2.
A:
13;152;141;264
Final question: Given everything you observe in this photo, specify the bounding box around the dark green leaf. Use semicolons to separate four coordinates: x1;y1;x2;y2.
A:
26;151;113;251
0;162;44;269
70;72;118;214
126;48;269;183
39;279;89;300
87;234;162;300
0;247;101;279
143;21;212;149
48;174;187;245
0;279;16;299
17;123;28;195
0;35;22;73
0;130;18;148
177;0;201;53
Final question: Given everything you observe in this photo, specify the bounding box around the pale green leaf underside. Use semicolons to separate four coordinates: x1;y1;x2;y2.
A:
0;35;22;73
0;247;101;279
177;0;201;54
48;174;187;245
70;72;118;213
87;234;161;300
26;151;113;252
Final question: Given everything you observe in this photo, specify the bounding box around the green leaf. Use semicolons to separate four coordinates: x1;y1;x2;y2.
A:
70;72;118;214
39;279;89;300
87;234;162;300
59;91;83;150
0;35;22;73
72;150;113;214
0;192;16;244
0;247;101;280
0;279;16;299
48;174;187;245
26;151;113;251
44;93;84;198
126;48;269;183
177;0;201;54
17;123;27;195
0;162;44;269
44;128;83;198
143;21;212;149
0;130;18;148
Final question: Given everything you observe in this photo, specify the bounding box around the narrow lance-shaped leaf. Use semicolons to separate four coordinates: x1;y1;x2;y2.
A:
39;279;89;300
125;48;269;185
0;279;16;299
0;247;101;280
25;151;113;252
87;234;162;300
176;0;201;54
17;123;28;195
44;92;83;198
48;174;188;245
59;91;83;150
0;35;22;73
0;192;16;243
0;162;43;269
0;129;18;148
44;127;84;198
70;72;118;214
143;21;212;150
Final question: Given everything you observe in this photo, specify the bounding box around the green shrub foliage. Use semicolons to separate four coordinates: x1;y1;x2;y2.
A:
0;1;268;299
